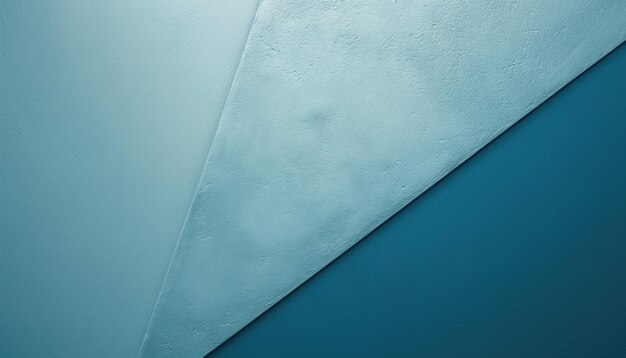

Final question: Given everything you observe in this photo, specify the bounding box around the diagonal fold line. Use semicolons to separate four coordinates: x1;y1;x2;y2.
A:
137;1;264;356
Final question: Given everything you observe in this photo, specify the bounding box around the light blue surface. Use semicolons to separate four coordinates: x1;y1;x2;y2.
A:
0;1;258;357
142;1;626;356
211;43;626;357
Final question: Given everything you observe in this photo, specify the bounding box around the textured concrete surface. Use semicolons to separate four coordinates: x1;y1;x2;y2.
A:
141;0;626;357
211;42;626;358
0;1;258;357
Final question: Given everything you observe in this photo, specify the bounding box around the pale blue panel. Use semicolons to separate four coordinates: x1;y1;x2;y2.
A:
142;1;626;357
0;1;258;357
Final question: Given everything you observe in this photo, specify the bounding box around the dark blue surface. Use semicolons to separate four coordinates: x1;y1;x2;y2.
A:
210;43;626;358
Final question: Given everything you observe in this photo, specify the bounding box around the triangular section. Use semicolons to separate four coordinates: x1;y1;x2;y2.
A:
141;1;626;357
209;42;626;357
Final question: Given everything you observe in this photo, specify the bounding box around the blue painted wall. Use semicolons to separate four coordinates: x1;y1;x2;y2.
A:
0;2;258;356
210;43;626;357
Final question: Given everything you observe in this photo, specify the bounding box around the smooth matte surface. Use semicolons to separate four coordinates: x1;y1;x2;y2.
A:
0;1;258;357
143;1;626;356
212;42;626;358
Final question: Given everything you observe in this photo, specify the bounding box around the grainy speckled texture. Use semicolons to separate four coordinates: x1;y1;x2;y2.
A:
0;1;258;357
141;0;626;357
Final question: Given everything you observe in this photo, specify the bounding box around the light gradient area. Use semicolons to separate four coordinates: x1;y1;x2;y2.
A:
0;1;258;357
142;0;626;357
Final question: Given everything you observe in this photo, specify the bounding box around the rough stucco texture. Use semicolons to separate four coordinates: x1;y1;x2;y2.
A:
140;0;626;357
0;1;258;357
